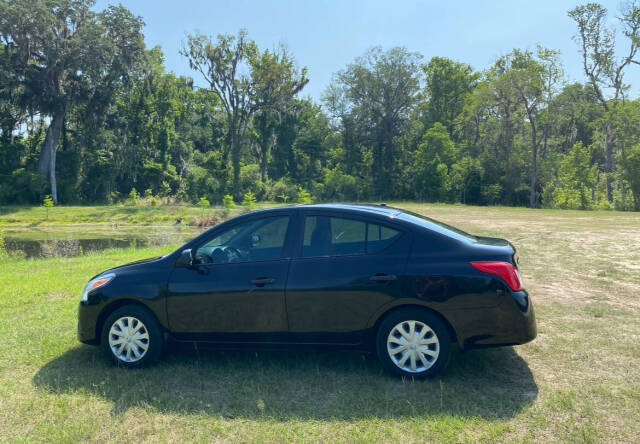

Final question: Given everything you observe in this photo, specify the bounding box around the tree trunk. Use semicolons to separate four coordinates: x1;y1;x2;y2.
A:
260;137;268;183
232;131;240;199
37;109;65;204
604;120;614;202
525;105;538;209
529;123;538;208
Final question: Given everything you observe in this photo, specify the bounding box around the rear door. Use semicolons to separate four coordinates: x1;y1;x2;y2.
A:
285;212;411;344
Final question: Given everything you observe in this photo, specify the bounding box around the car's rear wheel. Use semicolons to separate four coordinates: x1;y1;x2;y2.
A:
376;308;451;378
101;304;163;368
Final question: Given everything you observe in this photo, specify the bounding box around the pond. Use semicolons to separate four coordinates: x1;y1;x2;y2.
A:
2;226;205;259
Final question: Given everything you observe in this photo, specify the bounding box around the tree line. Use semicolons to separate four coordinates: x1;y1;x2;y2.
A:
1;0;640;211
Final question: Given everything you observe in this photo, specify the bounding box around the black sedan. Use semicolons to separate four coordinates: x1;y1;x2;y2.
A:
78;204;536;378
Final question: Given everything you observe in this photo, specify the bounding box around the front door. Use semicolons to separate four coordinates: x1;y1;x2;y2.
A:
167;215;292;340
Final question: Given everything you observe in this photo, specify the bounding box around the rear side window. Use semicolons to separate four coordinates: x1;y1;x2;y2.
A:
303;216;401;257
367;223;401;253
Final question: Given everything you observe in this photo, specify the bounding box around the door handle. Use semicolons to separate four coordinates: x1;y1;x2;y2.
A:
251;277;275;286
370;273;397;282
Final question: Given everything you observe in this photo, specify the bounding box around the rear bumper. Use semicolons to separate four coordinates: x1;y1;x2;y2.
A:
447;290;537;350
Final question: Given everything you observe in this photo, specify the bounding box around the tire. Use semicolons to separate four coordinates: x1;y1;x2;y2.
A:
376;307;451;378
101;304;163;368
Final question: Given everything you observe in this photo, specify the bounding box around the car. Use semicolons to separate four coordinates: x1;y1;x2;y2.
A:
77;204;536;378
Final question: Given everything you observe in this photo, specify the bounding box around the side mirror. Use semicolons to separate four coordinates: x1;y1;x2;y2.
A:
175;248;194;268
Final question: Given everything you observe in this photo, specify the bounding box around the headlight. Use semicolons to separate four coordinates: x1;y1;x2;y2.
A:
81;273;115;302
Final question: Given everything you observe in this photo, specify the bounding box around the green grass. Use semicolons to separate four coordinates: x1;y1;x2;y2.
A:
0;203;274;227
1;203;639;442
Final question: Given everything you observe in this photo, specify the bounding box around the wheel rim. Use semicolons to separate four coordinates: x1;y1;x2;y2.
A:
108;316;149;363
387;320;440;373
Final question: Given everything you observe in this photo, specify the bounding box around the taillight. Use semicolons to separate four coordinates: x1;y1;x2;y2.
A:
470;261;523;291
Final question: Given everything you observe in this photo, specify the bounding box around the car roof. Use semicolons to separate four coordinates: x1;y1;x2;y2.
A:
296;203;403;217
245;203;403;218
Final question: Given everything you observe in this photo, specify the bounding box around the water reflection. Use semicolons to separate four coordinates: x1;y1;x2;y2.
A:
3;226;203;259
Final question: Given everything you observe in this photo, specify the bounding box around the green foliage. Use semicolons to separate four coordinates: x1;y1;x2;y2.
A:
159;181;172;198
321;167;360;201
0;228;6;257
1;2;640;211
414;123;457;200
619;144;640;211
266;178;298;203
42;194;54;220
242;191;257;210
223;194;236;210
297;187;313;204
552;143;597;210
43;195;54;208
127;189;140;206
197;196;211;209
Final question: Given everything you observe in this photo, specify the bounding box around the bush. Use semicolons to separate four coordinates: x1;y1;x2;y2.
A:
265;178;298;203
222;194;235;216
159;181;172;198
197;196;211;214
321;167;360;201
242;191;257;210
297;187;313;204
240;164;267;200
42;195;54;219
552;143;596;210
127;188;140;206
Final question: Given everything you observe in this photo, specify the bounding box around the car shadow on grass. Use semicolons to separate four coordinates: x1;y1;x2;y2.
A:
33;344;537;420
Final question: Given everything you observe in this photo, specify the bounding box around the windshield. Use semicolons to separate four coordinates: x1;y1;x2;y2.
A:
398;211;477;242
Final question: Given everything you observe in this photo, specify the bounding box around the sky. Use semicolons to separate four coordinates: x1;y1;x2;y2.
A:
93;0;640;101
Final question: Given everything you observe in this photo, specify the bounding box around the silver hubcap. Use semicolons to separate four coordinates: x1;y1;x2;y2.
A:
387;320;440;373
108;316;149;363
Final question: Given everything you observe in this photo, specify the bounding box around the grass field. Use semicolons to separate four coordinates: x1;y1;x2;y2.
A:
0;203;272;227
0;203;639;442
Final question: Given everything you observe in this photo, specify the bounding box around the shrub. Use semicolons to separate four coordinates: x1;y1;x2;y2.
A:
222;194;235;216
127;188;140;206
159;181;172;198
242;191;257;210
266;178;298;202
297;187;313;204
552;143;596;210
42;195;54;219
197;196;211;215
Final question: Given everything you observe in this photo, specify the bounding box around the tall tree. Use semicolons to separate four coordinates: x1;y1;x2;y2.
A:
326;47;422;196
249;45;308;181
422;57;478;139
0;0;145;203
569;1;640;202
181;30;257;198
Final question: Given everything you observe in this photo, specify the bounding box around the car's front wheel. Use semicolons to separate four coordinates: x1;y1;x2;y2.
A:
376;308;451;378
101;304;163;368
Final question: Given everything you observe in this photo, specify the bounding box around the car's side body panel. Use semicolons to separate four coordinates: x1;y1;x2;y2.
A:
77;204;536;352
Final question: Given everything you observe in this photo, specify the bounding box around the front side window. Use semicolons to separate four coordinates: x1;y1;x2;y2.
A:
195;216;289;264
302;216;400;257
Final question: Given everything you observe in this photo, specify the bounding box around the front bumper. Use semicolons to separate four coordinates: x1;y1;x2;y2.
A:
77;301;101;345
